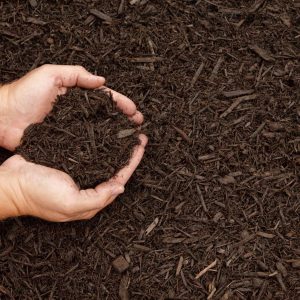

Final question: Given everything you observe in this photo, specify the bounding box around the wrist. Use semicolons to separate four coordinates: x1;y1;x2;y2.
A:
0;166;23;220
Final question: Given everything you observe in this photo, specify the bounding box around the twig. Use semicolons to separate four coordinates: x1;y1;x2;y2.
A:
118;0;126;14
222;89;254;98
176;256;184;276
209;57;223;81
43;124;77;137
191;62;204;87
196;184;208;213
147;37;156;71
220;94;258;118
173;126;192;144
195;259;217;279
249;0;266;13
250;122;266;139
129;56;163;63
89;9;112;23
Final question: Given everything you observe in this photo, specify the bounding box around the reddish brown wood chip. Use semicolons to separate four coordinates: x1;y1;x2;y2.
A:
89;9;112;23
249;44;274;62
112;256;129;273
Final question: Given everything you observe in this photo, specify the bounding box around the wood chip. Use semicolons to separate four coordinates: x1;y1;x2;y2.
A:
220;94;258;118
235;233;256;247
256;232;275;239
249;44;274;62
117;129;136;139
196;184;208;213
268;122;284;131
276;262;288;277
243;271;277;277
190;62;204;87
129;56;164;63
275;272;287;291
118;0;126;14
173;126;192;144
218;175;236;185
280;13;292;27
26;17;47;26
162;237;185;244
222;89;254;98
132;244;151;252
176;256;184;276
198;153;215;161
89;9;112;23
145;217;159;236
130;0;140;4
257;260;268;271
29;0;38;8
0;285;10;295
119;275;129;300
209;56;223;81
195;259;217;279
257;280;268;300
249;0;265;13
112;256;129;273
250;122;266;139
291;259;300;268
213;212;223;223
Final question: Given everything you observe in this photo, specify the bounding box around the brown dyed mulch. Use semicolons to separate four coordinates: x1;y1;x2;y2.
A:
0;1;299;299
16;88;139;189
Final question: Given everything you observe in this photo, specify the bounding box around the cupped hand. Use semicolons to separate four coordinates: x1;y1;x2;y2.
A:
0;64;143;151
1;134;147;222
0;64;147;221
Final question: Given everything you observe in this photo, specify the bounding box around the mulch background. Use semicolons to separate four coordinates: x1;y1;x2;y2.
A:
0;1;299;299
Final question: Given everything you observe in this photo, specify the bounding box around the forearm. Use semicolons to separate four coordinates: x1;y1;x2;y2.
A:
0;167;19;220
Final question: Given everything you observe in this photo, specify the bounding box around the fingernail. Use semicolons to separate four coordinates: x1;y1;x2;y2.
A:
111;185;124;196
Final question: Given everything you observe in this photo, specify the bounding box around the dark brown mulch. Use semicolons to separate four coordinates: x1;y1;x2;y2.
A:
0;0;300;299
16;89;139;189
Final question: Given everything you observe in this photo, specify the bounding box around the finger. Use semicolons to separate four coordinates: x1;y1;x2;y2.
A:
45;64;106;89
99;87;138;117
73;181;124;212
128;111;144;125
1;154;27;169
110;134;148;186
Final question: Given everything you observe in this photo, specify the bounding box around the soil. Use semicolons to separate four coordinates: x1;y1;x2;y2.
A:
16;88;139;189
0;1;300;299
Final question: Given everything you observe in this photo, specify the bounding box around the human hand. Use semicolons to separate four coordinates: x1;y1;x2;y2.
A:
0;64;143;151
0;64;147;221
0;134;147;222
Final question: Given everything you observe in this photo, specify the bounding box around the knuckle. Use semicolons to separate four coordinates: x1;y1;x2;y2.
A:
40;64;51;72
75;65;86;72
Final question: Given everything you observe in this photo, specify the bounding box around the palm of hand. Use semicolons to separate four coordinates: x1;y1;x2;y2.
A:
2;154;131;222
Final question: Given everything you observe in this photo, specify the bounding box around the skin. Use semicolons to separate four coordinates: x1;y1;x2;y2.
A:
0;65;147;222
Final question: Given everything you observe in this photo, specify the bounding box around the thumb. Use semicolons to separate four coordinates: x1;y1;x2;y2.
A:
75;182;124;212
44;64;106;89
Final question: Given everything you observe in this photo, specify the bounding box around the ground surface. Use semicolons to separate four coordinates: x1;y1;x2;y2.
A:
16;89;138;189
0;0;300;299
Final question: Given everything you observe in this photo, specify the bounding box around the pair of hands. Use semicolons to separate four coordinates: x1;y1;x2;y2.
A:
0;65;147;222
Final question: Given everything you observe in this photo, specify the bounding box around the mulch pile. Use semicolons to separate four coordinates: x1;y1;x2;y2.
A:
0;1;299;299
16;89;139;189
